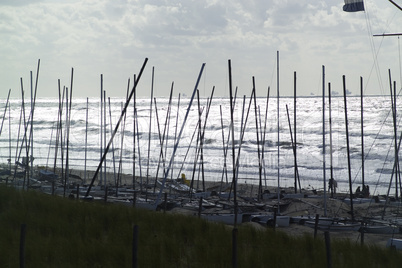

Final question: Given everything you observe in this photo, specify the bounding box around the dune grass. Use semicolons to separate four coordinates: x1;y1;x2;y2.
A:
0;185;401;267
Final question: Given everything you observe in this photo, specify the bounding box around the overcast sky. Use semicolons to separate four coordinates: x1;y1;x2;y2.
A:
1;0;401;99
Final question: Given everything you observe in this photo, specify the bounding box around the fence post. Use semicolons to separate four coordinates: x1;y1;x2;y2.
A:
163;193;167;213
19;223;26;268
324;231;332;268
132;225;139;268
232;228;238;268
198;197;203;218
314;214;320;239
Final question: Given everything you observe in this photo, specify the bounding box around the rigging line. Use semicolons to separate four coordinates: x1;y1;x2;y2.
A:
365;2;401;95
362;92;402;199
364;6;385;95
350;92;402;187
399;37;402;88
269;57;276;93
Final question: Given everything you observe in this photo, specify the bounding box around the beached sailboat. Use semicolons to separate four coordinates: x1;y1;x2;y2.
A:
304;219;361;232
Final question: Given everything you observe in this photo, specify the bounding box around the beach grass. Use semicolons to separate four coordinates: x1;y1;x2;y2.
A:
0;184;401;267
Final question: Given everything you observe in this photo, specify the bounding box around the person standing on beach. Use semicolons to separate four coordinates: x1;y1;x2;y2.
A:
329;178;337;197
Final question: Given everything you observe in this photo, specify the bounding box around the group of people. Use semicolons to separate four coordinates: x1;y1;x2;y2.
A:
355;185;370;198
328;178;370;198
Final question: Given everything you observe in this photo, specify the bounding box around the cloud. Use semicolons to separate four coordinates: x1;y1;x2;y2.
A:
1;0;402;98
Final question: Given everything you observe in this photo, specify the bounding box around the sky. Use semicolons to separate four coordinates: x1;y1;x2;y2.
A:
1;0;402;99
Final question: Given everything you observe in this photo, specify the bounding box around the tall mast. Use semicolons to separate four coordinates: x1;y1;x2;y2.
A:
277;51;280;211
328;82;334;198
84;97;88;185
360;77;365;188
322;66;327;216
276;51;281;213
294;71;299;193
100;74;103;187
343;75;354;221
228;60;237;225
30;71;33;187
146;67;155;190
103;90;107;190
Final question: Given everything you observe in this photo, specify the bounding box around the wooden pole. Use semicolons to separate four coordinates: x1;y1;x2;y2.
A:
19;223;26;268
132;225;139;268
163;192;167;213
314;214;320;239
324;231;332;268
198;196;203;218
232;228;238;268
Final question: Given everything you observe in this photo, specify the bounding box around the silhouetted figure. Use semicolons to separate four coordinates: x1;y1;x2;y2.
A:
355;186;361;197
362;185;370;198
329;178;337;197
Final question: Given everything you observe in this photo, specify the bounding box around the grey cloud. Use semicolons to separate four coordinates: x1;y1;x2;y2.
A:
0;0;42;6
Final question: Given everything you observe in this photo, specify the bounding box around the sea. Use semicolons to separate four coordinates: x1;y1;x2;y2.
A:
0;95;399;196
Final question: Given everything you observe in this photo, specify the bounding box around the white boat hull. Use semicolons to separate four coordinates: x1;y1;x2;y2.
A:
201;213;243;225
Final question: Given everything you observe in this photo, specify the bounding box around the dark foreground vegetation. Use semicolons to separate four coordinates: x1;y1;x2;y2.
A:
0;185;401;267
